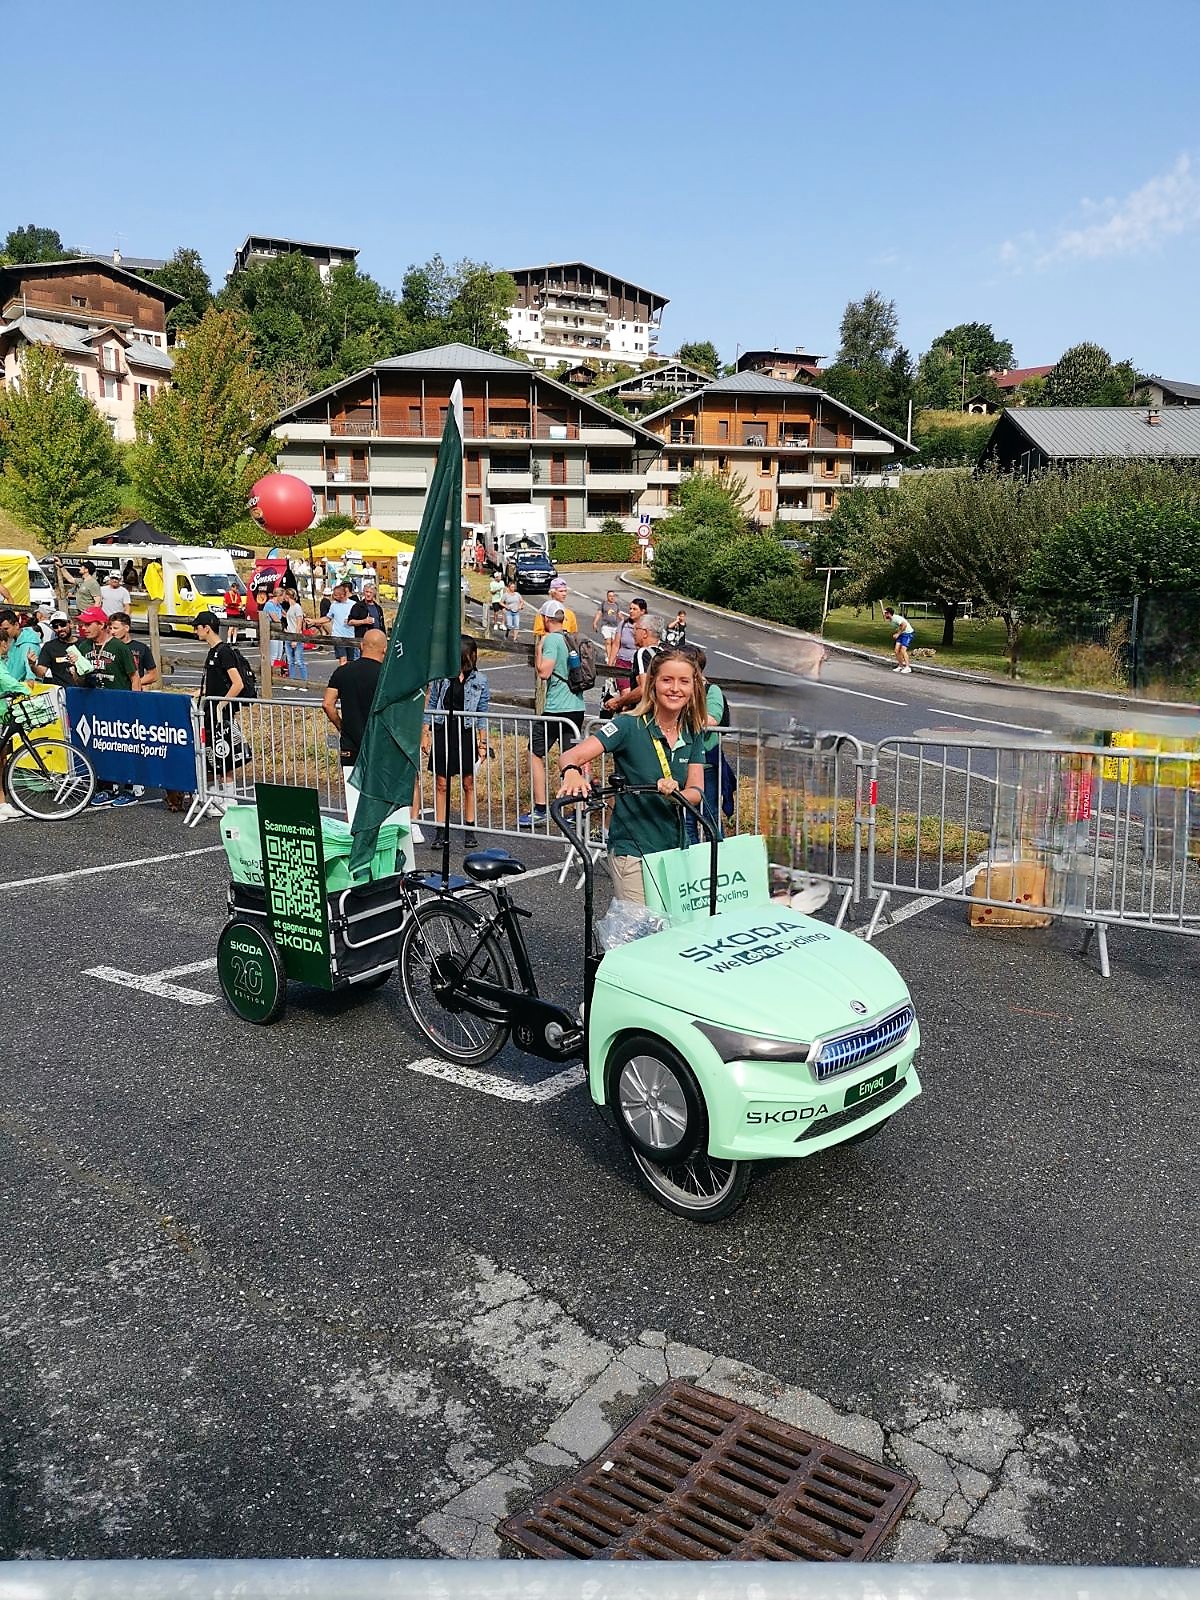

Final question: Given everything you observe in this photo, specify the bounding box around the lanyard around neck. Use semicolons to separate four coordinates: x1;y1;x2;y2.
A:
644;716;674;780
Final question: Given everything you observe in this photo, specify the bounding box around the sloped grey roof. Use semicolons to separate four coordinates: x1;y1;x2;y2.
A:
639;369;915;450
1142;374;1200;402
124;338;173;371
999;406;1200;458
0;315;91;354
375;342;531;373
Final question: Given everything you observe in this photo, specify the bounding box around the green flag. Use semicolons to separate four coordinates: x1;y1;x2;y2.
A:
349;382;465;878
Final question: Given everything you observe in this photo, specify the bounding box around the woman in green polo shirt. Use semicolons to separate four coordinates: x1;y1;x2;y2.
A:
556;650;707;904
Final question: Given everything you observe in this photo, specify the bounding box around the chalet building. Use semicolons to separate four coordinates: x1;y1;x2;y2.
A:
503;262;668;367
0;258;178;440
982;406;1200;477
1132;375;1200;408
272;343;662;534
638;372;913;526
735;346;824;382
588;360;717;416
230;235;358;283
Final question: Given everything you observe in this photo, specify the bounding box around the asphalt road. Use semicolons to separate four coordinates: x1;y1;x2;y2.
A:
1;791;1196;1567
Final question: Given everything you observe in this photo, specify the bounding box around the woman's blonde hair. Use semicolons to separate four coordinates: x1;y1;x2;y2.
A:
632;649;708;734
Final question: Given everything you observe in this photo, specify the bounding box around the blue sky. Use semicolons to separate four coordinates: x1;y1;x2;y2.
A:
10;0;1200;376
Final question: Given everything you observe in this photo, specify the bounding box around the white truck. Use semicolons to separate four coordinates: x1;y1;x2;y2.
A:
481;504;549;571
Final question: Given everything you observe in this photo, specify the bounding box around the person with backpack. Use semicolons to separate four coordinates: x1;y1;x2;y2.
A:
601;610;662;715
681;645;735;842
195;611;257;797
519;600;586;829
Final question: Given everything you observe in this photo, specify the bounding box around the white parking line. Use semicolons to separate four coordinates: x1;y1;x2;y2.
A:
926;706;1045;734
406;1056;585;1103
855;866;983;937
1;844;226;892
85;961;218;1006
711;650;906;707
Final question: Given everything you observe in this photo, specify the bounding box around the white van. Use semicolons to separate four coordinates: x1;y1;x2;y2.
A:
85;542;245;633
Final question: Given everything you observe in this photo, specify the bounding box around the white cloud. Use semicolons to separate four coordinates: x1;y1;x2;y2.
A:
1001;153;1200;270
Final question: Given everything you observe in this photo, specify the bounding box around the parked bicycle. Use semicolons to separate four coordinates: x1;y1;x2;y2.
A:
0;694;96;819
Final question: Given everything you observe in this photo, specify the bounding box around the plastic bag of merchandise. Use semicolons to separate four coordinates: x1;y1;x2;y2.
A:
596;899;666;950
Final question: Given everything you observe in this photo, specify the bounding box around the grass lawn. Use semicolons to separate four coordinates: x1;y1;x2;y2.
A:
821;606;1133;693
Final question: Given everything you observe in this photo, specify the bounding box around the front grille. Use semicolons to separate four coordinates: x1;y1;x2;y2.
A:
811;1006;915;1081
796;1076;908;1140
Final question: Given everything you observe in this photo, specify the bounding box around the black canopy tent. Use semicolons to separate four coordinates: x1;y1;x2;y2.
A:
91;519;174;546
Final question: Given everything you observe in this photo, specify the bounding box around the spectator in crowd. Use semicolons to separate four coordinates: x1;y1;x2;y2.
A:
612;596;646;693
121;561;139;589
322;628;387;822
194;611;247;805
664;609;688;648
488;569;504;614
100;571;131;617
602;610;662;715
593;590;624;667
0;609;41;681
75;605;143;807
474;538;486;573
681;644;733;842
0;649;32;822
357;584;386;633
108;613;159;688
35;612;76;687
282;589;309;682
532;578;577;637
323;582;359;664
425;634;490;849
261;587;286;675
884;606;914;673
519;600;585;830
224;582;246;643
502;577;525;640
35;604;55;643
72;562;103;611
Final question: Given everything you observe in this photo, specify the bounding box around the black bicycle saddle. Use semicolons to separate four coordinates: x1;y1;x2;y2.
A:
463;849;527;882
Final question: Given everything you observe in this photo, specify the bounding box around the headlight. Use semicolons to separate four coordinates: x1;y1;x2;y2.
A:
693;1021;811;1064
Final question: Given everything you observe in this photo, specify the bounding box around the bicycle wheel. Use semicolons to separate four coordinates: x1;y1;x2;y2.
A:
6;737;96;820
399;898;514;1065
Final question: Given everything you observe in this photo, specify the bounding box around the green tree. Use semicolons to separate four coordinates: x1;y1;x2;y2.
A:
149;247;214;336
915;322;1015;410
677;340;720;376
398;255;515;353
2;224;74;263
0;344;122;557
1044;342;1138;406
837;290;900;369
129;309;276;543
220;250;332;396
1028;495;1200;601
810;292;912;435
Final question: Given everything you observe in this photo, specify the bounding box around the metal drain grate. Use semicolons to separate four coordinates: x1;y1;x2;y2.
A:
499;1380;915;1562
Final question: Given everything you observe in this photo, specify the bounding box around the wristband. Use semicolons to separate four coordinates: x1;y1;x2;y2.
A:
560;764;583;777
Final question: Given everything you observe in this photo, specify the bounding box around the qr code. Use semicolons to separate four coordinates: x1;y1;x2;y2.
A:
265;834;322;923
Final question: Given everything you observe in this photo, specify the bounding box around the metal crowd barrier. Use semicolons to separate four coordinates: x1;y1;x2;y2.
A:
865;735;1200;975
4;1559;1197;1600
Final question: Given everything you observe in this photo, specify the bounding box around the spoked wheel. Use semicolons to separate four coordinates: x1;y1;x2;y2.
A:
628;1146;753;1223
608;1034;753;1222
6;738;96;819
399;898;514;1065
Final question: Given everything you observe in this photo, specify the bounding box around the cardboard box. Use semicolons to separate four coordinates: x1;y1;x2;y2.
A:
968;862;1052;928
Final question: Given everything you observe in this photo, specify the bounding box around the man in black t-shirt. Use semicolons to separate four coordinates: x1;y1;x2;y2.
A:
195;611;247;785
322;628;386;768
109;613;159;688
36;612;76;686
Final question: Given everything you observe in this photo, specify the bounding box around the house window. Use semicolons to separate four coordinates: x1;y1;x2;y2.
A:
102;376;118;399
74;372;89;397
71;295;87;308
717;456;728;472
717;420;729;442
760;456;772;475
137;383;152;402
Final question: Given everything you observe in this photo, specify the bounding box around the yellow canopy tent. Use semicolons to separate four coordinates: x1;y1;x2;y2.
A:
0;554;30;607
310;528;415;559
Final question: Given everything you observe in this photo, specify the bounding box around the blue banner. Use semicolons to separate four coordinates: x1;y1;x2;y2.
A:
66;689;196;790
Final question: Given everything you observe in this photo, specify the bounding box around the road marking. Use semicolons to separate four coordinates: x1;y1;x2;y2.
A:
926;706;1045;734
85;960;218;1006
406;1056;585;1103
856;866;982;936
0;844;226;892
711;650;906;707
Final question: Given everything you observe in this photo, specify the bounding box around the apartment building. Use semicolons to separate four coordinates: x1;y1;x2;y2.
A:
588;360;716;416
639;372;913;525
735;346;824;382
504;262;668;367
272;343;662;534
229;235;359;283
0;258;178;440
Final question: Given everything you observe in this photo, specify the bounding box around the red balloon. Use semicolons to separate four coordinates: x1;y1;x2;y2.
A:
248;474;315;537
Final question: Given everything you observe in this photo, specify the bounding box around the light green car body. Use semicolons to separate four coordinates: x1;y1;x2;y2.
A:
589;905;921;1161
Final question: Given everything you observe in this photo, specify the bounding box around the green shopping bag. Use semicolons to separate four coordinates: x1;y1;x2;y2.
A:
640;834;772;923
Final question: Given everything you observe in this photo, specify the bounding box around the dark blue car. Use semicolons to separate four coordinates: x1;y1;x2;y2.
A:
513;550;558;594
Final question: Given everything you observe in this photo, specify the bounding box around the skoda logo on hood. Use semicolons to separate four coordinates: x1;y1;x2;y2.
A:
849;1000;868;1015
